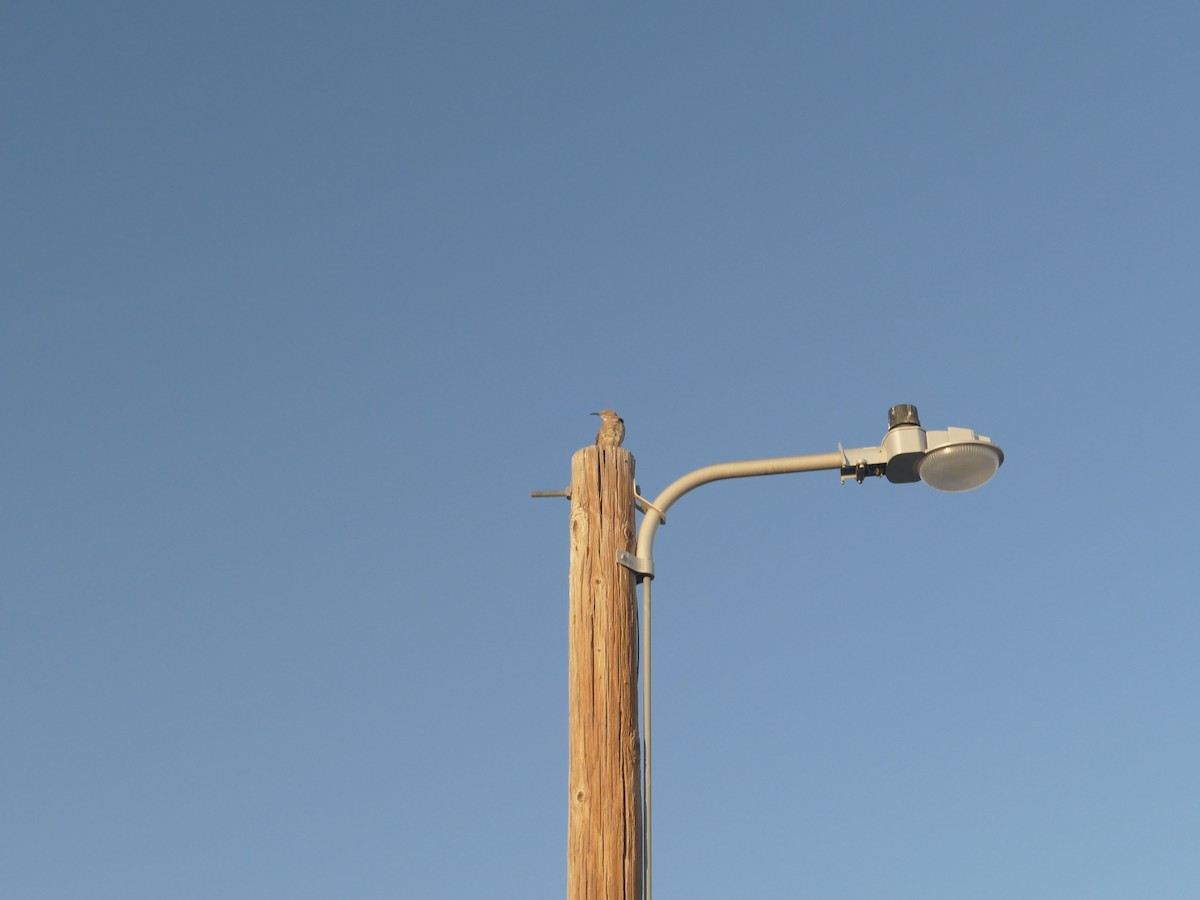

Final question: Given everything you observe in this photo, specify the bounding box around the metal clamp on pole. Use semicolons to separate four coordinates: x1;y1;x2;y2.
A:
617;549;655;582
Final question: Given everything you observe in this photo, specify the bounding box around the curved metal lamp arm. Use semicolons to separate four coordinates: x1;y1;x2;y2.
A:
630;447;851;900
632;449;847;576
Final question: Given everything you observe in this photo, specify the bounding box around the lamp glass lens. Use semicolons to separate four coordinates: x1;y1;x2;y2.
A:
917;443;1001;492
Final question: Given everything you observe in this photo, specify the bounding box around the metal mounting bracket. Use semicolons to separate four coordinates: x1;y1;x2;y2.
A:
837;442;886;484
617;549;655;581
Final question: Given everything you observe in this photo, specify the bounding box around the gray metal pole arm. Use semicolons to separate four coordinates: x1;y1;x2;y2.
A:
629;446;856;900
630;449;847;578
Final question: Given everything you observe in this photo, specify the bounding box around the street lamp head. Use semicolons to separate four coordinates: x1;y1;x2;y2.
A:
880;404;1004;492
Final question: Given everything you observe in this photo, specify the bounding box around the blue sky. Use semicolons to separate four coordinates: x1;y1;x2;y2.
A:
3;2;1198;898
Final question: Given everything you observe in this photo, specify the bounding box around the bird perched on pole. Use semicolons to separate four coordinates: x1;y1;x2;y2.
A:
591;409;625;448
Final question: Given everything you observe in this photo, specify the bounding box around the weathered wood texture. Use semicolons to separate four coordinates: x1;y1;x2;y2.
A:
568;446;643;900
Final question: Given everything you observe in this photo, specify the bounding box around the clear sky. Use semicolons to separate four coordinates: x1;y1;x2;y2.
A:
3;2;1198;898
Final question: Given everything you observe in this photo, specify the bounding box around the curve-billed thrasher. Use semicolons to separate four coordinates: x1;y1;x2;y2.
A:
591;410;625;447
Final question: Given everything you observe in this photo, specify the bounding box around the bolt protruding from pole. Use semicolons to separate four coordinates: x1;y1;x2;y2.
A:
888;403;921;430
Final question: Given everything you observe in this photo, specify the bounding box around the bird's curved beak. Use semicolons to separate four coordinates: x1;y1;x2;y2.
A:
590;411;600;416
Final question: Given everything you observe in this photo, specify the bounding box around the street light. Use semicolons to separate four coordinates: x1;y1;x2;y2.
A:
846;403;1005;491
619;404;1003;900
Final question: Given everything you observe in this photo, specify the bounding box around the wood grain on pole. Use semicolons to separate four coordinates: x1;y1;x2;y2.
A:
568;446;643;900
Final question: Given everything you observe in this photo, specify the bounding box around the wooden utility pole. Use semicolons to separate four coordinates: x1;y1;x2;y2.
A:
567;445;643;900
